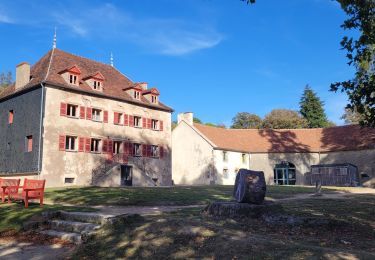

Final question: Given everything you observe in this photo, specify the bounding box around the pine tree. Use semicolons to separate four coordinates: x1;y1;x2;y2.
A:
299;85;329;128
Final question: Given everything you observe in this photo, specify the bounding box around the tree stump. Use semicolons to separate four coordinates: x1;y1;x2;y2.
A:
233;169;266;204
203;201;276;218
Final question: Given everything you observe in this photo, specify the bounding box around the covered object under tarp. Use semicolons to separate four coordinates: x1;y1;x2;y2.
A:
305;163;359;187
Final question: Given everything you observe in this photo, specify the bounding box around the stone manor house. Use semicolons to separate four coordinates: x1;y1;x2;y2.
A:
172;113;375;187
0;48;173;187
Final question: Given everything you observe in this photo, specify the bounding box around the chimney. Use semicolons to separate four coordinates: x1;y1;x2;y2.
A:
178;112;194;126
139;82;148;90
16;62;30;90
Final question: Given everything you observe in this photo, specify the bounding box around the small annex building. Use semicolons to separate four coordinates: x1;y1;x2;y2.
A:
172;112;375;187
0;48;173;187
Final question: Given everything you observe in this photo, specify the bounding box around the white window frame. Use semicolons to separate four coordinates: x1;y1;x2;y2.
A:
93;80;102;91
133;143;141;156
91;138;101;153
65;136;77;151
69;74;78;85
92;108;102;122
67;104;78;118
134;91;140;100
113;141;122;155
151;145;159;158
134;116;141;128
151;119;159;130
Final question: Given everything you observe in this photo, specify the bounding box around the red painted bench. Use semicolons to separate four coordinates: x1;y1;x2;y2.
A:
8;179;46;208
0;178;20;203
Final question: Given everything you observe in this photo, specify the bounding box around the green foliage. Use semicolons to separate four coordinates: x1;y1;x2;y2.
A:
330;0;375;127
0;71;13;88
341;107;364;125
300;85;330;128
193;117;202;124
231;112;262;129
262;109;308;129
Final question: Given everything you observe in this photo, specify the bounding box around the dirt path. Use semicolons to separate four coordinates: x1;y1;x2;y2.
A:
0;238;74;260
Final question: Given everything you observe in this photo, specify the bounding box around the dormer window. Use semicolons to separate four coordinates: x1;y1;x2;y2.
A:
93;80;101;91
142;88;160;104
151;95;158;103
69;74;78;85
134;91;141;100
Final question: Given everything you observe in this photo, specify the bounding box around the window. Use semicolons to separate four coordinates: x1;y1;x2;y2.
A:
67;104;78;117
223;169;229;179
64;178;75;184
113;141;122;154
92;109;102;121
242;154;247;164
26;135;33;152
151;95;158;103
8;110;14;124
134;91;140;100
223;151;228;162
91;138;101;153
6;142;11;150
133;143;141;156
152;119;159;130
151;145;159;157
69;74;78;85
93;80;102;91
65;136;77;151
134;116;141;127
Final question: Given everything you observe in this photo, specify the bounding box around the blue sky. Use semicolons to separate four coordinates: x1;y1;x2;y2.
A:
0;0;354;126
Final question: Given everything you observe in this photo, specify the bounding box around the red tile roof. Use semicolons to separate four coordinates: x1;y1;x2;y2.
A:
193;123;375;153
0;48;173;112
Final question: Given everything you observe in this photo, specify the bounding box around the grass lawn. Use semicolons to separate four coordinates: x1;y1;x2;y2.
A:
73;194;375;259
44;185;343;206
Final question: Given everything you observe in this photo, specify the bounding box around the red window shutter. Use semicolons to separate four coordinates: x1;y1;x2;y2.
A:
86;107;92;120
142;144;147;157
123;142;129;155
78;137;85;152
108;140;113;154
124;114;129;126
160;146;164;159
142;118;147;128
85;138;91;152
103;111;108;123
27;137;33;152
129;116;134;127
60;103;67;116
147;118;152;129
8;111;14;124
130;143;134;156
103;139;108;153
59;135;65;151
160;121;164;131
79;106;86;119
114;112;119;124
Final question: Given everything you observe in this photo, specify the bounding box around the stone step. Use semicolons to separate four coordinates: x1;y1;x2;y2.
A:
49;219;101;234
39;229;82;243
59;211;112;224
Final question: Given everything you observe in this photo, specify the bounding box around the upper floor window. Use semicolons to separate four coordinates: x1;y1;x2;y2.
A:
134;91;141;100
242;154;247;164
26;135;33;152
151;95;158;103
134;116;141;127
223;151;228;162
92;109;102;122
113;141;122;154
114;112;123;125
67;104;78;118
91;138;101;153
223;168;229;179
8;110;14;124
69;74;78;85
133;143;142;156
152;119;159;130
65;136;77;151
93;80;102;91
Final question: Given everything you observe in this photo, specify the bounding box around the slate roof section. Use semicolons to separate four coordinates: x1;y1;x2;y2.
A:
0;48;173;112
193;123;375;153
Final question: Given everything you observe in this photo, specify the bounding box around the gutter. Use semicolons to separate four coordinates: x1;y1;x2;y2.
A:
37;83;45;177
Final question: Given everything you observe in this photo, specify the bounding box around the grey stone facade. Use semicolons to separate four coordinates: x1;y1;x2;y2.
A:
0;87;43;175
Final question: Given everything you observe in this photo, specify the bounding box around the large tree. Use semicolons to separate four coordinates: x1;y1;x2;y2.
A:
300;85;329;128
262;109;308;129
341;107;364;124
231;112;262;129
0;71;13;88
330;0;375;127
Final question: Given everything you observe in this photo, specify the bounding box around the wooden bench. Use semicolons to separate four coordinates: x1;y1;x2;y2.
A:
0;178;20;203
8;179;46;208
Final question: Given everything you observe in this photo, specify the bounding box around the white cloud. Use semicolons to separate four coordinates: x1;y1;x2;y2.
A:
0;13;13;24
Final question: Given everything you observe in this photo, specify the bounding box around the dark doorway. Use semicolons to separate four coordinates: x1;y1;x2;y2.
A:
274;162;296;185
121;165;133;186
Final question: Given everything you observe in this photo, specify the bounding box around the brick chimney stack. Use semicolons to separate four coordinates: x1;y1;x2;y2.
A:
15;62;30;90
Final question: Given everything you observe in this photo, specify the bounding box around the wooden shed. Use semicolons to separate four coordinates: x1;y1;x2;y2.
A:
305;163;359;187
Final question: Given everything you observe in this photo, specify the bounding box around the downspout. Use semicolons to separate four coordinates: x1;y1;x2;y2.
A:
37;83;45;178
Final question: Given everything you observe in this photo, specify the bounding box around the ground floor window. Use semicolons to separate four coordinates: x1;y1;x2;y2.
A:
91;138;101;153
113;141;122;154
274;161;296;185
